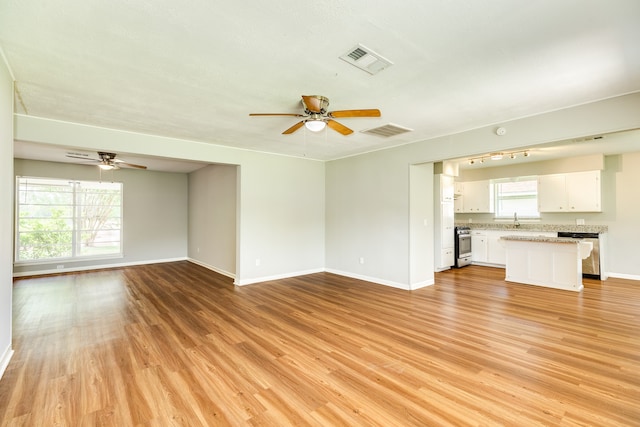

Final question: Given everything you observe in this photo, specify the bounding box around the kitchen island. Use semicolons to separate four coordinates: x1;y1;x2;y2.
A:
500;235;593;292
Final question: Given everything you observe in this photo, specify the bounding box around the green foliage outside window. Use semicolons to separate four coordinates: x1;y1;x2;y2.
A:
16;177;122;262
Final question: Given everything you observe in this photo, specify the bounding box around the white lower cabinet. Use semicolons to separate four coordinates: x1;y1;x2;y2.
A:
487;231;507;265
441;248;455;268
473;230;556;266
471;231;487;263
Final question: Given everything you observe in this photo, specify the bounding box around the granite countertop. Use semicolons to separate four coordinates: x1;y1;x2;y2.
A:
500;235;583;244
500;235;594;259
455;222;608;233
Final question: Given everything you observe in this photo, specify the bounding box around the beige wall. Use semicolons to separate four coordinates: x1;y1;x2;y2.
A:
13;159;189;275
0;48;14;377
188;164;237;278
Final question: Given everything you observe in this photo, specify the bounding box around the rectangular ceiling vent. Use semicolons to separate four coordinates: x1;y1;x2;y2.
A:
339;44;393;75
361;123;413;138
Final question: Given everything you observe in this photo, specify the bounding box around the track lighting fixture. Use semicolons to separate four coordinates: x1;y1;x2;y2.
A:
467;150;530;165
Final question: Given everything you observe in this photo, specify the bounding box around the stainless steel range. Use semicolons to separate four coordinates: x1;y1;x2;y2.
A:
454;226;472;268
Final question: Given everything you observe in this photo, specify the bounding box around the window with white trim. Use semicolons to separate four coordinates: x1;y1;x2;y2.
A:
493;176;540;219
16;177;123;263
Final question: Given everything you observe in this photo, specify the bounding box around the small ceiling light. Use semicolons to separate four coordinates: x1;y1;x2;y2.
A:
469;159;475;165
305;120;326;132
510;153;516;159
490;153;503;160
524;151;530;157
99;163;115;170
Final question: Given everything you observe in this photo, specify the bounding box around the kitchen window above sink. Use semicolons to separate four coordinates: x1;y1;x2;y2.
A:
493;176;540;220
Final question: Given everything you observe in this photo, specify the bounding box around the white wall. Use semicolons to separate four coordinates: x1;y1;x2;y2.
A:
0;51;14;377
13;159;189;275
188;164;237;277
409;163;434;289
325;148;412;288
236;154;325;285
13;115;327;285
325;93;640;286
607;151;640;278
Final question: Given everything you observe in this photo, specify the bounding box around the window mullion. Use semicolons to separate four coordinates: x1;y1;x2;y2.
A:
73;181;79;258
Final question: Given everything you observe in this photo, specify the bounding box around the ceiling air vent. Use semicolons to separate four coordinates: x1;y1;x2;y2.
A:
362;123;413;138
339;44;393;75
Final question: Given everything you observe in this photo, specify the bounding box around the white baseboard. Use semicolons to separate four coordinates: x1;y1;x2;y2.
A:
607;272;640;281
187;258;235;279
12;257;189;277
325;268;414;290
0;346;14;380
410;279;436;290
234;268;325;286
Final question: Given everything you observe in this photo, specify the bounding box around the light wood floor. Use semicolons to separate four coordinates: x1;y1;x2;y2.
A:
1;262;638;426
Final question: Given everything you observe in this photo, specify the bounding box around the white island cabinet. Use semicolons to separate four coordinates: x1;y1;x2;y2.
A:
472;230;556;266
501;236;593;292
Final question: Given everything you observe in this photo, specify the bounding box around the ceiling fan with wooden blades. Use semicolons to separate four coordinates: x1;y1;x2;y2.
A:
250;95;381;135
66;151;147;170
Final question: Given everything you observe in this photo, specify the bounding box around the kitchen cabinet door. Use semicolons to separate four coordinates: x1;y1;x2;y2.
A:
434;199;455;271
538;171;601;212
471;232;487;262
538;174;567;212
436;174;455;202
454;196;464;213
463;180;493;213
441;202;455;249
566;171;601;212
441;248;455;269
487;231;507;265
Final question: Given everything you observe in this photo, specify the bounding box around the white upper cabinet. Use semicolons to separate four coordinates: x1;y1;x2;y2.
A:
439;174;455;202
454;182;464;213
538;170;601;212
462;180;493;213
566;171;601;212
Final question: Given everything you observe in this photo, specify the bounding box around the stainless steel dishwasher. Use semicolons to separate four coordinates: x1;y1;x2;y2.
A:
557;232;601;279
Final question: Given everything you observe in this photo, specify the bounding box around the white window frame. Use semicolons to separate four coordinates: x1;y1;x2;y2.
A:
15;176;124;264
492;176;540;220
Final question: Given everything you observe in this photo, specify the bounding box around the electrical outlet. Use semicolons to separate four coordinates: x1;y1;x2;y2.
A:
255;258;261;266
56;265;64;270
359;257;365;264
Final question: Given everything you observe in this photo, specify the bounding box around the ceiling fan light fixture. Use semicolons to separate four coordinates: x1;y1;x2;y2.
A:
98;163;115;170
305;120;326;132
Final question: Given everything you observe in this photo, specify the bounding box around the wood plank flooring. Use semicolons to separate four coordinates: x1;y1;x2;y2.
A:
1;262;638;426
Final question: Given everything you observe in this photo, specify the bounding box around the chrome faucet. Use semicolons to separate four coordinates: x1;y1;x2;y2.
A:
514;212;520;227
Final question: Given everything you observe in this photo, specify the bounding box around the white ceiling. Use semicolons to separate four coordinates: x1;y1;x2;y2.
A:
2;1;640;169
